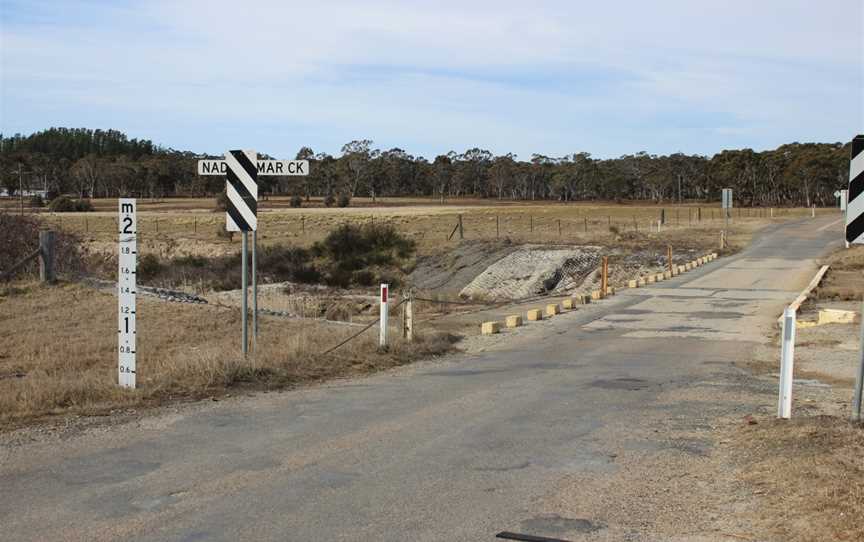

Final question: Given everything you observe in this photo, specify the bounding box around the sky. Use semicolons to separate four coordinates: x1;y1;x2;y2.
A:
1;0;862;160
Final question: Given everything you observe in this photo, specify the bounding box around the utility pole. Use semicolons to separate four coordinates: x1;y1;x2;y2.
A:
18;163;24;215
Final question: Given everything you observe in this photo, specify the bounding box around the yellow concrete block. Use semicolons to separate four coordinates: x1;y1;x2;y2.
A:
562;298;575;309
697;257;703;265
664;271;672;279
646;275;656;284
605;287;615;296
578;294;591;304
712;252;718;259
628;279;638;288
481;321;501;335
637;278;647;287
527;309;543;321
546;303;561;316
591;290;603;300
677;265;686;274
818;309;858;325
655;273;665;282
684;263;692;271
505;315;523;328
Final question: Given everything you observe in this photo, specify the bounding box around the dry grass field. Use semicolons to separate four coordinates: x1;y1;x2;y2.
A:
0;282;454;429
10;196;831;259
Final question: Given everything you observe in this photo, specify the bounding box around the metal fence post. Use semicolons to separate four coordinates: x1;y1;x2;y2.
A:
778;307;796;419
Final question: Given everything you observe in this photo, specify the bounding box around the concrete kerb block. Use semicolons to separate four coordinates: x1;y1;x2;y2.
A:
677;265;686;274
655;273;664;282
591;290;603;301
546;303;561;316
637;278;647;287
505;315;523;328
628;279;638;288
562;298;575;309
527;309;543;321
578;294;591;305
646;275;656;284
663;271;672;279
605;287;615;296
481;321;501;335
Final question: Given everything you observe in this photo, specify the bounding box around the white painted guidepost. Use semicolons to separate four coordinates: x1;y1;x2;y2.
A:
118;199;137;388
379;283;389;348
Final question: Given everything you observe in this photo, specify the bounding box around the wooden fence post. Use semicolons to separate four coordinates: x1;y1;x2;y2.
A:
584;217;588;232
496;215;500;238
558;219;561;237
39;230;55;283
601;256;609;298
458;214;464;239
667;245;673;274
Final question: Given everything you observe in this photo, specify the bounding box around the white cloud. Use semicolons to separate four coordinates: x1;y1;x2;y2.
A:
1;0;861;157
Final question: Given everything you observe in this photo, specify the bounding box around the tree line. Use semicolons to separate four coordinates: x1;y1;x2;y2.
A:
0;127;853;206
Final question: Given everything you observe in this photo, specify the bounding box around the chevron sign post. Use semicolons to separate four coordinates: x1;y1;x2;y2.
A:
198;150;309;355
846;135;864;246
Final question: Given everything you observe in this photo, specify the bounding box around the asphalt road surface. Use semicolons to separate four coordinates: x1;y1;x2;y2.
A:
0;216;843;541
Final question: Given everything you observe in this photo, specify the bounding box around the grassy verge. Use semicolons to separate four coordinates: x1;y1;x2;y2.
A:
0;282;456;430
817;245;864;301
729;416;864;541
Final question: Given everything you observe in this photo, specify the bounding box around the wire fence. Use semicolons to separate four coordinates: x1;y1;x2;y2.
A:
26;205;832;247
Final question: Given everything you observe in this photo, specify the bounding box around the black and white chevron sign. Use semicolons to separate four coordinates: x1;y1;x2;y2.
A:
846;135;864;244
224;149;258;232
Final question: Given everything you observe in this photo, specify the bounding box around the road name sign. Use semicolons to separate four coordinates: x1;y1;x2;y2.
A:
845;135;864;244
118;198;137;388
198;159;309;176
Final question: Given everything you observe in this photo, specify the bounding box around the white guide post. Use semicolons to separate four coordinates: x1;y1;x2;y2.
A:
778;307;796;419
118;199;137;388
379;283;389;348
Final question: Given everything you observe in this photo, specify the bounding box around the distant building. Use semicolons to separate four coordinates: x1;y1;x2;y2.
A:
0;188;48;198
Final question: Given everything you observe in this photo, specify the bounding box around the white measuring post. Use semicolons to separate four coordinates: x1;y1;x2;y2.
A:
379;283;389;348
778;307;796;419
118;198;137;389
